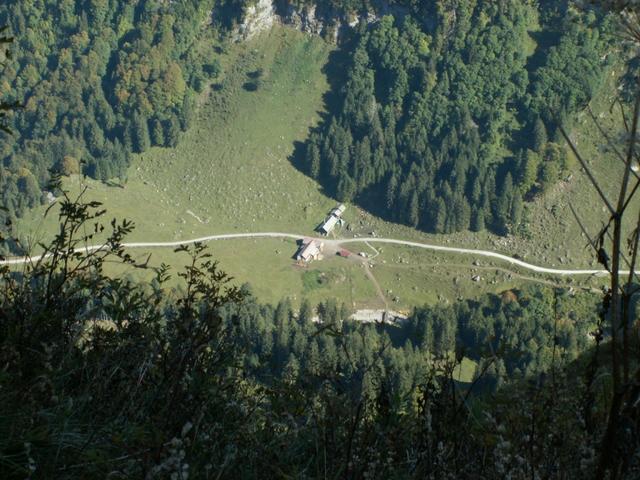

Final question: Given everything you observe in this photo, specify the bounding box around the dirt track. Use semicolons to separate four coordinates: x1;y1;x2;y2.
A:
0;231;618;277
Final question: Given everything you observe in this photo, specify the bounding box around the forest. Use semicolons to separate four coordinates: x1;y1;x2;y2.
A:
0;192;612;477
1;1;639;477
303;1;613;233
0;0;220;220
0;0;615;238
234;283;598;404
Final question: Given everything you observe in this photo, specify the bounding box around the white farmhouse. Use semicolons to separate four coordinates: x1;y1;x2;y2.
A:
318;204;346;236
296;239;324;262
331;204;346;217
319;215;339;236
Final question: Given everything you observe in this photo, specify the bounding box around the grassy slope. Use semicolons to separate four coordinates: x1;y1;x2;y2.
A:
15;25;627;309
19;27;336;242
16;28;384;307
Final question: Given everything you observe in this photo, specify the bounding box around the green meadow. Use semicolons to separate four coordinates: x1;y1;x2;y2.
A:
15;26;626;308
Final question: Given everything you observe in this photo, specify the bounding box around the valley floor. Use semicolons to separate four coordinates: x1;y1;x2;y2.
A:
14;26;631;308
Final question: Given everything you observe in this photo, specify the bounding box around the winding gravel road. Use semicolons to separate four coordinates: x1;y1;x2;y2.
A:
0;232;620;277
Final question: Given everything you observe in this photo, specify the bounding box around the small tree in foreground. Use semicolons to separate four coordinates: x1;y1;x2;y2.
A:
563;3;640;477
0;184;248;477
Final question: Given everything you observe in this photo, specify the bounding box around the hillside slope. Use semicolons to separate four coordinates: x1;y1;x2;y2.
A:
13;22;632;308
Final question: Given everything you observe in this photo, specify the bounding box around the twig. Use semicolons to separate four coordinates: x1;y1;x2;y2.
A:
588;106;640;181
569;201;598;250
560;126;615;215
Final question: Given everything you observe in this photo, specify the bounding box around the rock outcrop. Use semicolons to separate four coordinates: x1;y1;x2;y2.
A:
232;0;404;43
284;4;326;36
235;0;277;40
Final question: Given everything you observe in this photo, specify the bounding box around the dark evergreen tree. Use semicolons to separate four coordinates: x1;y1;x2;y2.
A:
300;4;610;236
532;117;548;153
151;118;165;147
472;208;485;232
164;115;181;148
408;191;419;227
308;141;321;180
538;159;560;193
511;190;524;228
133;112;150;153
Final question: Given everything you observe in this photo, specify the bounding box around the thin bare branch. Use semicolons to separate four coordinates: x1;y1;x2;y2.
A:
617;93;640;217
569;201;598;251
623;208;640;383
608;89;640;394
560;126;616;215
615;97;631;133
588;106;640;181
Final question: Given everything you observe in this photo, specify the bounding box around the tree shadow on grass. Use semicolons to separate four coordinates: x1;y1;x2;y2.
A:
287;34;356;200
247;69;263;79
242;82;260;92
243;69;264;91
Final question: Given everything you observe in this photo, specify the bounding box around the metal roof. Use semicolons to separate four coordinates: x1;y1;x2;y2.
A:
298;240;322;260
319;215;339;233
331;204;346;217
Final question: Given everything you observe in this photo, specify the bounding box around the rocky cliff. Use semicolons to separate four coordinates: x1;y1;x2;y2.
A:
235;0;277;40
232;0;402;42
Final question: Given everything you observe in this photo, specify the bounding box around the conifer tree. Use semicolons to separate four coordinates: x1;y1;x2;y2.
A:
532;117;548;152
151;118;165;146
472;208;485;232
520;150;540;195
308;142;321;180
434;197;447;233
386;174;398;211
409;191;420;227
538;159;560;193
511;190;524;228
164;115;181;147
133;112;150;153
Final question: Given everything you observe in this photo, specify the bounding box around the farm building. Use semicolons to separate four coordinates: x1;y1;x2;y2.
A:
318;204;347;236
331;204;346;217
318;215;339;235
296;239;324;262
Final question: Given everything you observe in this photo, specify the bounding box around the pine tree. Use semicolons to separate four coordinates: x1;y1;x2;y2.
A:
308;142;321;180
544;142;570;173
111;139;129;182
122;124;133;152
151;118;165;146
496;173;514;232
470;175;482;204
339;303;351;324
484;173;497;220
133;112;150;153
434;197;447;233
354;136;372;189
511;190;523;228
538;160;559;193
386;174;398;211
164;115;181;147
298;300;314;325
372;148;386;182
337;176;356;202
408;191;420;227
179;93;195;130
283;354;300;383
472;208;485;232
456;195;471;231
532;117;548;152
519;150;540;195
306;341;321;374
